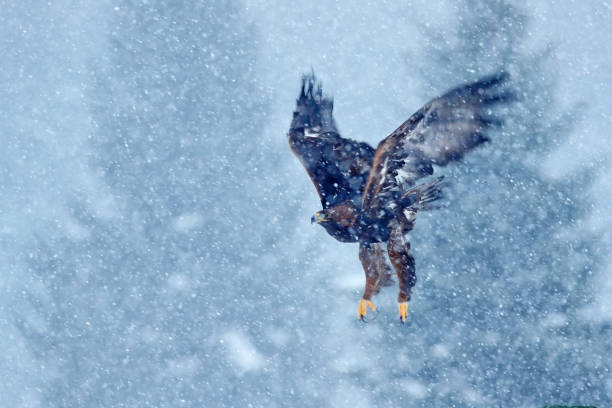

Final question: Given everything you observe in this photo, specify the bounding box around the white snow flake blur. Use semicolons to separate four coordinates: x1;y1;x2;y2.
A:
1;0;611;407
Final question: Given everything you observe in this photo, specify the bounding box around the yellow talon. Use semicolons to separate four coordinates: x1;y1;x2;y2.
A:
399;302;408;323
358;299;376;320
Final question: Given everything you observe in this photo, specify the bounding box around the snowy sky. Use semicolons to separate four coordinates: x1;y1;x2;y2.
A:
1;1;611;407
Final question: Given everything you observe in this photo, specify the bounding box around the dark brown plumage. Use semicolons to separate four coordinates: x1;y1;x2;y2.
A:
288;72;512;322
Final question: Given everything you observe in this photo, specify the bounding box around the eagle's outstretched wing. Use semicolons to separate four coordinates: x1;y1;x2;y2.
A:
361;72;513;214
289;74;375;209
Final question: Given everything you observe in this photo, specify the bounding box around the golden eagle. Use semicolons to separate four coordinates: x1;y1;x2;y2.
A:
288;73;512;322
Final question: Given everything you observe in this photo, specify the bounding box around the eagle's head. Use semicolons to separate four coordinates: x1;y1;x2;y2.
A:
311;210;329;224
311;204;357;226
310;203;360;242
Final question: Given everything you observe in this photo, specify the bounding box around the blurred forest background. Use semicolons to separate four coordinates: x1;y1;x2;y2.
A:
1;0;611;407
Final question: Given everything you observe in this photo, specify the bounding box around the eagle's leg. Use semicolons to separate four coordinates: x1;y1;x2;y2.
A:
357;243;384;320
388;224;416;323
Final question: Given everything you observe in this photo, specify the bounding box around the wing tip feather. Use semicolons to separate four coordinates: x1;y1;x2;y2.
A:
292;71;337;134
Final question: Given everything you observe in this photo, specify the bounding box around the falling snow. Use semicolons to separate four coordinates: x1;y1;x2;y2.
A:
1;0;611;407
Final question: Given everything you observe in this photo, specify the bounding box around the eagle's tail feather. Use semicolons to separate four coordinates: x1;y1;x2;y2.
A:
401;176;446;211
371;262;395;296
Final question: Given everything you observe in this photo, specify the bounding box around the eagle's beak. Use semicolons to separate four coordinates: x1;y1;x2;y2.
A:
311;212;327;224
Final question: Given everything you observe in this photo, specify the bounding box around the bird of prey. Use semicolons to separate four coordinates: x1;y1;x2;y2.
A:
288;72;512;322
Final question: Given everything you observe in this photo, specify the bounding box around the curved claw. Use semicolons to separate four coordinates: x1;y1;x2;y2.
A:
358;299;376;320
398;302;408;323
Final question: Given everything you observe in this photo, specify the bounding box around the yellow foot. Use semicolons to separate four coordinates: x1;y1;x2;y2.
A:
358;299;376;320
398;302;408;323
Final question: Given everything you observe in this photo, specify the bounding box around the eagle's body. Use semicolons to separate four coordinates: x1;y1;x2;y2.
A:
288;73;512;322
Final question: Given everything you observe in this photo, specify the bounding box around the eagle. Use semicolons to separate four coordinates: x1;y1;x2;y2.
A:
288;72;512;322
